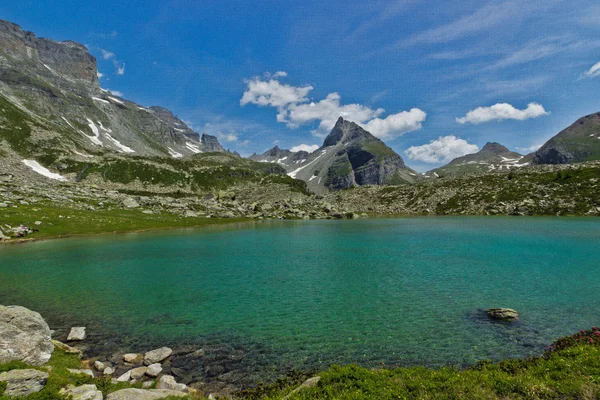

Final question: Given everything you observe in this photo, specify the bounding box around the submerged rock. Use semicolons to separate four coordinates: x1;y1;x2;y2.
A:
0;369;49;397
0;305;54;365
67;326;87;341
486;308;519;321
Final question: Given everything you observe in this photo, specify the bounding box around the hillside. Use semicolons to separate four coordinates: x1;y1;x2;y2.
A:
428;142;527;178
534;111;600;164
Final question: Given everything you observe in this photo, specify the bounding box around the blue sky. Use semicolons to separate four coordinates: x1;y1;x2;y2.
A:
2;0;600;171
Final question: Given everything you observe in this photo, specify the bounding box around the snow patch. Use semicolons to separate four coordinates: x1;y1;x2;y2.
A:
73;150;92;158
85;119;103;146
185;142;202;153
288;152;326;179
168;147;183;158
276;157;288;164
309;175;317;181
22;160;67;181
105;133;135;153
108;96;124;105
91;97;110;104
173;128;186;132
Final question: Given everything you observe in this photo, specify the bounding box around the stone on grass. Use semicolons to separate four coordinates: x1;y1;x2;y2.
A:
104;366;115;375
52;340;82;356
106;388;188;399
68;368;95;378
116;370;131;382
67;326;87;341
283;376;321;400
94;361;105;371
156;375;188;392
144;347;172;365
0;369;49;397
60;384;103;400
0;305;54;365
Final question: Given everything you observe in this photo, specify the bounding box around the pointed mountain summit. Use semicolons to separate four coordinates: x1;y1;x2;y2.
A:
283;117;419;193
428;142;527;178
533;112;600;164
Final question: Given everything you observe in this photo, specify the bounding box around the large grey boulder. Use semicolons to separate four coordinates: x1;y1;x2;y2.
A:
106;388;188;399
0;369;49;397
0;305;54;365
60;384;103;400
143;347;172;365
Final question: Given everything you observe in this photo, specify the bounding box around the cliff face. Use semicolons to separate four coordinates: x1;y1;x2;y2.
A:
533;112;600;165
0;18;226;161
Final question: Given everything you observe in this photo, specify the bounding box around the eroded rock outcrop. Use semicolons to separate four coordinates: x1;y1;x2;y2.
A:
0;305;54;365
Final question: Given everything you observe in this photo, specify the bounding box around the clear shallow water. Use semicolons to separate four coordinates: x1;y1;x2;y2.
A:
0;217;599;378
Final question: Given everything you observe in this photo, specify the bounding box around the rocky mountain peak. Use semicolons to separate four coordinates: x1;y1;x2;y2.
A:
201;134;225;153
0;19;99;92
323;117;368;147
481;142;511;154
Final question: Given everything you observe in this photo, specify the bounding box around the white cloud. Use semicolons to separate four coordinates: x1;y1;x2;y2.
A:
364;109;427;140
101;49;115;60
97;71;104;79
516;144;543;153
105;89;123;97
240;76;312;109
221;133;238;142
242;74;426;139
405;136;479;164
456;103;548;124
116;62;126;75
584;61;600;78
290;144;319;153
272;71;288;78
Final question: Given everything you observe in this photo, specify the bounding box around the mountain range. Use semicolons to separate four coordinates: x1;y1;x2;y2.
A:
0;18;599;194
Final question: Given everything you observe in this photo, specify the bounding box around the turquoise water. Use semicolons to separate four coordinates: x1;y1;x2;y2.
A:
0;217;599;379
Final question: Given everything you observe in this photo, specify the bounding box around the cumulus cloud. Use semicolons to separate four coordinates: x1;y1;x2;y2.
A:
405;136;479;164
101;49;115;60
221;133;238;143
456;102;548;124
241;74;426;139
290;144;319;153
97;71;104;79
584;61;600;78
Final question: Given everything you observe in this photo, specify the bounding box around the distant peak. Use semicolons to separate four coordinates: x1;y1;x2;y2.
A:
481;142;510;153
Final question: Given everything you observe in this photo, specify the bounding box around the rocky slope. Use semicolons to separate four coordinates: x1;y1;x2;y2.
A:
0;18;225;160
428;142;527;178
534;111;600;164
328;161;600;216
252;118;419;193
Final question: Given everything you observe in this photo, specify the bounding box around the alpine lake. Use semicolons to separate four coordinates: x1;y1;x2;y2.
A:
1;217;598;386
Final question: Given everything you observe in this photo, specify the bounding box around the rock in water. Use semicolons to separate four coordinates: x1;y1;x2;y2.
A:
0;305;54;365
144;347;172;365
0;369;49;397
67;326;87;341
106;388;188;399
486;308;519;321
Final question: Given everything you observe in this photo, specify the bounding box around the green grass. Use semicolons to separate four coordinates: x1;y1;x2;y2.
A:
249;328;600;399
0;203;248;241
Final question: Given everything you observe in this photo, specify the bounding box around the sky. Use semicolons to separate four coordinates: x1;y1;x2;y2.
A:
2;0;600;171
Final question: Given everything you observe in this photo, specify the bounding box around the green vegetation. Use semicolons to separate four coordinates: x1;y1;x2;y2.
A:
2;330;600;399
362;142;397;159
241;328;600;399
0;203;248;240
